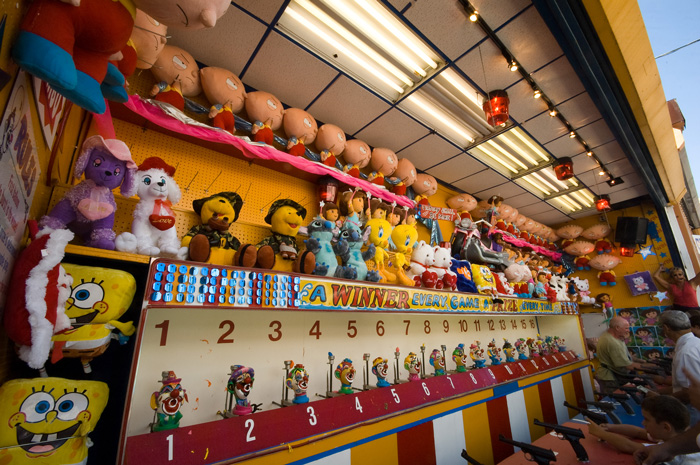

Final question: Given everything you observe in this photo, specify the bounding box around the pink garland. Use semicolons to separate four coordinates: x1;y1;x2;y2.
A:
123;96;415;208
494;231;562;261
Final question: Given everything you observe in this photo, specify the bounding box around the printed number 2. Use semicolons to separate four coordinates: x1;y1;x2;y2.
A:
166;434;173;461
245;418;256;442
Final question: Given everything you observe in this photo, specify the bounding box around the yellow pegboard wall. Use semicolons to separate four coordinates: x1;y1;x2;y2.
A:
44;117;319;250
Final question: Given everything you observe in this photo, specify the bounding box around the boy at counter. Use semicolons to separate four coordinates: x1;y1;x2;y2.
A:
587;395;700;464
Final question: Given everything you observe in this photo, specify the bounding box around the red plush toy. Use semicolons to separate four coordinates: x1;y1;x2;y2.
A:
3;228;74;371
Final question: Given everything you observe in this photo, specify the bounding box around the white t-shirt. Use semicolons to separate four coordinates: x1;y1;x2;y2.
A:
673;332;700;392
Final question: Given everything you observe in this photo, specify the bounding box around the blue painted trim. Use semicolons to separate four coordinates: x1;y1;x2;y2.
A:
288;364;588;465
239;0;293;79
304;73;342;112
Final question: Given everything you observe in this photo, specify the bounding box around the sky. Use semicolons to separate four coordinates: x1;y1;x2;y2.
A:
639;1;700;188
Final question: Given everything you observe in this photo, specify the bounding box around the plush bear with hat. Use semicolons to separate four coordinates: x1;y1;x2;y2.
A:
116;156;188;258
39;135;137;250
181;191;257;267
3;228;74;372
244;199;315;273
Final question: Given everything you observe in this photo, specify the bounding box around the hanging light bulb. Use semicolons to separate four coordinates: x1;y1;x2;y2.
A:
596;194;611;212
569;131;576;138
549;108;557;117
483;89;510;127
469;9;478;21
553;157;574;181
533;88;542;99
509;60;518;72
587;151;593;157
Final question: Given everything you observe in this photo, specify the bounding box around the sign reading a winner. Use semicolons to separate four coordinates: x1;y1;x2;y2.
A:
299;278;558;314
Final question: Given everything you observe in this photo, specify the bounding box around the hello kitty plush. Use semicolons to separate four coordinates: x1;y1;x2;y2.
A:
115;157;187;258
406;240;436;288
573;277;595;304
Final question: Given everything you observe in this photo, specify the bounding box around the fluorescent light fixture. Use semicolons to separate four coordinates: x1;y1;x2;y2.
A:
510;128;550;162
571;190;593;207
354;0;438;70
541;167;571;190
403;93;476;145
472;145;518;173
440;68;482;108
532;172;559;193
293;0;413;87
498;132;539;165
521;175;551;196
485;140;529;170
282;4;406;95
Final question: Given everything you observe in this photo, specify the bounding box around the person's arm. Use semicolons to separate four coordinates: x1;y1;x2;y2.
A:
689;272;700;288
587;420;646;454
634;423;700;464
602;423;649;440
653;266;670;290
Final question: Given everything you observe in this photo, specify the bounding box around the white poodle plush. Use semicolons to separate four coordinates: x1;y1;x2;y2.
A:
116;157;187;258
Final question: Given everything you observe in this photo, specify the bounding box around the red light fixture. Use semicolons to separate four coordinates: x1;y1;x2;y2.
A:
596;194;611;212
483;90;509;127
317;175;338;203
553;157;574;181
620;245;635;257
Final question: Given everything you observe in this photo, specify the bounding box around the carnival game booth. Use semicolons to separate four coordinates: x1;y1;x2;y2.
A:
0;0;693;464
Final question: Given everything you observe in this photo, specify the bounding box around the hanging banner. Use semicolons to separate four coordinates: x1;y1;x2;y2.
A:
418;204;459;222
31;76;66;149
0;70;40;315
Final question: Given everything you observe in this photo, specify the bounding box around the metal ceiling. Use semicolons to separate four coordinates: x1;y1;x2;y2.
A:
165;0;649;225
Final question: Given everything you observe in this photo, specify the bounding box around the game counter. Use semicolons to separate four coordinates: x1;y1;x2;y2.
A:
117;259;592;464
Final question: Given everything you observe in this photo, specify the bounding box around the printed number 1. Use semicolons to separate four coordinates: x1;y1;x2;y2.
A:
166;434;173;461
155;320;169;347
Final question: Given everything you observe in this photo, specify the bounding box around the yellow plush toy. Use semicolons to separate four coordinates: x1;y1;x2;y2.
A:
471;264;497;296
51;264;137;373
388;224;418;286
0;377;108;464
182;192;257;267
365;217;396;283
253;199;315;273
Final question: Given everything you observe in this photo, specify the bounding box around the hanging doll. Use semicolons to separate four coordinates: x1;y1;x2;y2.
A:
245;91;285;145
315;124;346;168
338;188;369;230
150;45;202;111
283;108;318;157
390;158;417;196
342;139;371;178
368;148;398;188
201;66;247;134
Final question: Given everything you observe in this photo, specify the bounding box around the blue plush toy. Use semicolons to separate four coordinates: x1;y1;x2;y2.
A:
339;223;380;282
305;217;356;279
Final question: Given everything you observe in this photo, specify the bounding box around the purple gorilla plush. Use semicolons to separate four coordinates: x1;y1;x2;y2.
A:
40;135;136;249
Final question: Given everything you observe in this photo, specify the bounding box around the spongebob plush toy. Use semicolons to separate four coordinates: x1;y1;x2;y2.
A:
252;199;315;273
0;377;108;464
51;264;137;373
182;192;257;267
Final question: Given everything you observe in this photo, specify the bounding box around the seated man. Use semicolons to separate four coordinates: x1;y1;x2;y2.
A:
588;395;700;464
596;316;654;392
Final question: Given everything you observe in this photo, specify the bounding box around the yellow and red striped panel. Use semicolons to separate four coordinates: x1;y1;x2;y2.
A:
276;363;593;465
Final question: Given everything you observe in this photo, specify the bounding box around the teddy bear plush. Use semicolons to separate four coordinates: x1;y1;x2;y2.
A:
39;135;136;250
248;199;315;273
115;157;188;258
11;0;229;114
181;192;257;267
